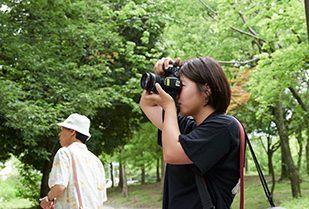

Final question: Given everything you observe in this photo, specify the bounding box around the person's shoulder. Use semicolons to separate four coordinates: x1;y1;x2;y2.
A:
204;112;238;129
57;146;69;153
178;115;195;126
55;147;70;157
208;112;234;122
86;150;103;164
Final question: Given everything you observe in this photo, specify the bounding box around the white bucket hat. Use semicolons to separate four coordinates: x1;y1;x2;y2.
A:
57;113;91;140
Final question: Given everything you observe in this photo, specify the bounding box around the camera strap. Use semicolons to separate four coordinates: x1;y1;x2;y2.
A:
68;148;83;209
195;115;283;207
195;116;245;209
170;94;180;114
194;172;215;209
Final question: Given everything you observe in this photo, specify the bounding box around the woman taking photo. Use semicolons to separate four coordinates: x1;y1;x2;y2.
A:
139;57;244;209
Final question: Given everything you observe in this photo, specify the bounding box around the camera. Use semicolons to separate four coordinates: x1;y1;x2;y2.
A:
140;64;182;96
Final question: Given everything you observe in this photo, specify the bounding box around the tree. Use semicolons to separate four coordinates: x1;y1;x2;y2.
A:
121;122;162;184
162;0;309;198
0;0;177;203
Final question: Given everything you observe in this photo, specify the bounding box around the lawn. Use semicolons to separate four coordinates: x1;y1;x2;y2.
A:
105;175;309;209
1;175;309;209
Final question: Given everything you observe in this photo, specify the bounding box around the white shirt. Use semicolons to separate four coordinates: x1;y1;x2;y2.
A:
49;142;107;209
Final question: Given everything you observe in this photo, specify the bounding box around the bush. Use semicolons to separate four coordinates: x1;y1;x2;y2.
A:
0;179;18;202
15;163;41;206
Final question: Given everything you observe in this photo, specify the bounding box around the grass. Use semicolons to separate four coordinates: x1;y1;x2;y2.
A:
0;198;33;209
106;182;162;208
105;175;309;209
230;175;309;209
2;175;309;209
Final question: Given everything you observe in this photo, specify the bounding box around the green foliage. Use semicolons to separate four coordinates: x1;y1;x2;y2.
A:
0;157;40;207
0;0;179;197
117;122;161;181
0;179;17;202
161;0;309;200
0;158;34;208
121;122;160;166
15;163;41;205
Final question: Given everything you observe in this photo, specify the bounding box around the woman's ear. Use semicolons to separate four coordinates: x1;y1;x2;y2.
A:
204;83;211;97
70;129;76;137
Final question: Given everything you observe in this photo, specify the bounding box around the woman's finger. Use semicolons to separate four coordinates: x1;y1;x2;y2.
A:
175;57;181;66
155;83;164;94
155;83;173;101
154;57;175;75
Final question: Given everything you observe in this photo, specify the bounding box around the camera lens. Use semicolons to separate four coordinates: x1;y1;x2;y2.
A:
141;73;157;91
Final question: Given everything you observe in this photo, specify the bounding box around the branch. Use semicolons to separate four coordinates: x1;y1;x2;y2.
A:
0;53;11;59
199;0;219;17
271;139;281;152
217;57;259;65
0;114;10;122
238;11;256;35
197;51;259;66
231;97;255;113
230;26;266;42
231;97;275;121
199;0;266;42
288;86;308;112
196;50;212;57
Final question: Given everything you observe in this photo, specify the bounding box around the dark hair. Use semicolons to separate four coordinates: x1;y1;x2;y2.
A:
179;57;231;113
75;131;88;144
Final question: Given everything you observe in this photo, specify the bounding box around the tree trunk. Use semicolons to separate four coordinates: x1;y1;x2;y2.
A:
141;164;145;184
161;156;165;189
267;136;273;175
40;159;52;197
40;141;58;197
296;123;304;170
119;162;123;189
267;150;276;195
110;162;114;188
161;156;166;180
280;148;289;180
267;150;274;175
274;100;301;198
156;158;161;182
306;120;309;174
120;163;128;197
245;157;250;173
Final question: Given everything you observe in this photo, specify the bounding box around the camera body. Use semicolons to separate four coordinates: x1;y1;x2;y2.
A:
140;64;182;96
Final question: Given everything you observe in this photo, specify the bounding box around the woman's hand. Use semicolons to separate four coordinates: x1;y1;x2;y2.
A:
154;57;181;75
139;57;181;131
142;83;174;110
154;83;175;111
40;197;56;209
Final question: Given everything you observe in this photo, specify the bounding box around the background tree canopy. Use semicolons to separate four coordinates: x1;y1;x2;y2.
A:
0;0;177;198
163;0;309;198
1;0;309;205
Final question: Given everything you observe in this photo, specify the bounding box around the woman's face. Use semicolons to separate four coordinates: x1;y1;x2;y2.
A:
58;127;72;147
177;75;205;118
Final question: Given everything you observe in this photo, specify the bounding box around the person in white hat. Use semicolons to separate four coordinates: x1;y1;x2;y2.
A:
40;113;107;209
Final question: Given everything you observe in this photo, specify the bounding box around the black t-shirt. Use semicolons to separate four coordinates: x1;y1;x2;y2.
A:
158;112;243;209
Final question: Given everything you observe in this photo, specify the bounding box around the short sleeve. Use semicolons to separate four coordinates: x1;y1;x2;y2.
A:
179;117;237;174
158;115;195;146
48;148;70;188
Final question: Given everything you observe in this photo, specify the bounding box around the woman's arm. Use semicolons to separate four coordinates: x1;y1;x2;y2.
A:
140;57;192;165
48;185;66;200
154;83;193;165
139;90;164;130
40;185;66;209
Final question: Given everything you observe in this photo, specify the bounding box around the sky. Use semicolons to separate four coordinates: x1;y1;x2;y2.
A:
0;4;10;12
